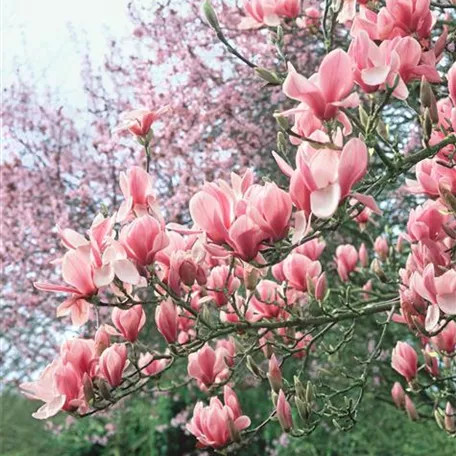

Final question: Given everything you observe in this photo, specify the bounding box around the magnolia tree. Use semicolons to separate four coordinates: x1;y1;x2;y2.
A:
17;0;456;452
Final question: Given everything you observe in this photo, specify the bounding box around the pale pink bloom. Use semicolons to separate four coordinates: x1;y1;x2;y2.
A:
406;159;456;197
406;202;446;243
276;390;293;432
216;339;236;367
120;215;169;266
338;0;357;24
117;166;159;223
167;250;207;294
405;395;419;421
377;0;433;41
445;402;456;433
94;326;111;355
249;280;285;320
295;238;326;260
34;246;97;327
111;305;146;342
282;49;359;127
228;214;269;261
113;106;169;137
93;241;140;288
186;392;250;448
138;353;169;376
283;252;322;292
187;344;230;388
155;299;179;344
207;265;241;307
267;354;283;392
374;236;389;261
284;139;368;219
391;381;405;408
352;0;433;41
359;243;369;268
240;0;300;29
391;341;418;382
431;321;456;354
296;7;320;29
60;338;98;377
335;244;358;282
21;350;91;420
434;269;456;315
363;280;373;300
99;343;128;387
244;182;292;242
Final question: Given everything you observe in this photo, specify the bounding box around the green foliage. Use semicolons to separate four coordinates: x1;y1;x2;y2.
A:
3;389;455;456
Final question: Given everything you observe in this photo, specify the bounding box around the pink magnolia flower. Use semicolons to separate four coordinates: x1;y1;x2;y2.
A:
249;280;286;320
296;7;320;29
187;344;230;388
431;321;456;355
406;159;456;197
283;252;322;292
244;182;292;242
207;265;241;307
240;0;300;29
405;395;419;421
352;0;433;41
186;390;250;449
282;49;359;129
111;305;146;342
314;272;328;301
113;106;169;137
120;215;169;267
20;338;96;419
359;243;369;267
138;353;169;376
391;381;406;408
282;139;368;219
92;241;141;288
434;269;456;315
374;236;389;261
349;32;439;100
117;166;160;223
276;389;293;432
155;299;179;344
377;0;433;41
391;341;418;382
34;246;97;327
60;338;98;377
335;245;358;282
267;354;283;392
406;202;446;243
99;343;128;387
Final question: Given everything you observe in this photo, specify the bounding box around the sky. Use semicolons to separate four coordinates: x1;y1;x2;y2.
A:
3;0;133;103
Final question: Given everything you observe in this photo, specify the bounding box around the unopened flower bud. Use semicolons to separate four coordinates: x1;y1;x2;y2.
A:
405;395;419;421
267;354;283;393
435;409;446;430
420;77;438;123
246;355;264;379
314;273;327;301
370;258;387;282
295;396;310;422
255;67;282;85
305;381;314;404
243;265;260;291
294;376;306;401
359;105;369;129
422;108;433;140
201;0;220;31
391;382;405;409
275;114;289;131
445;402;456;433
